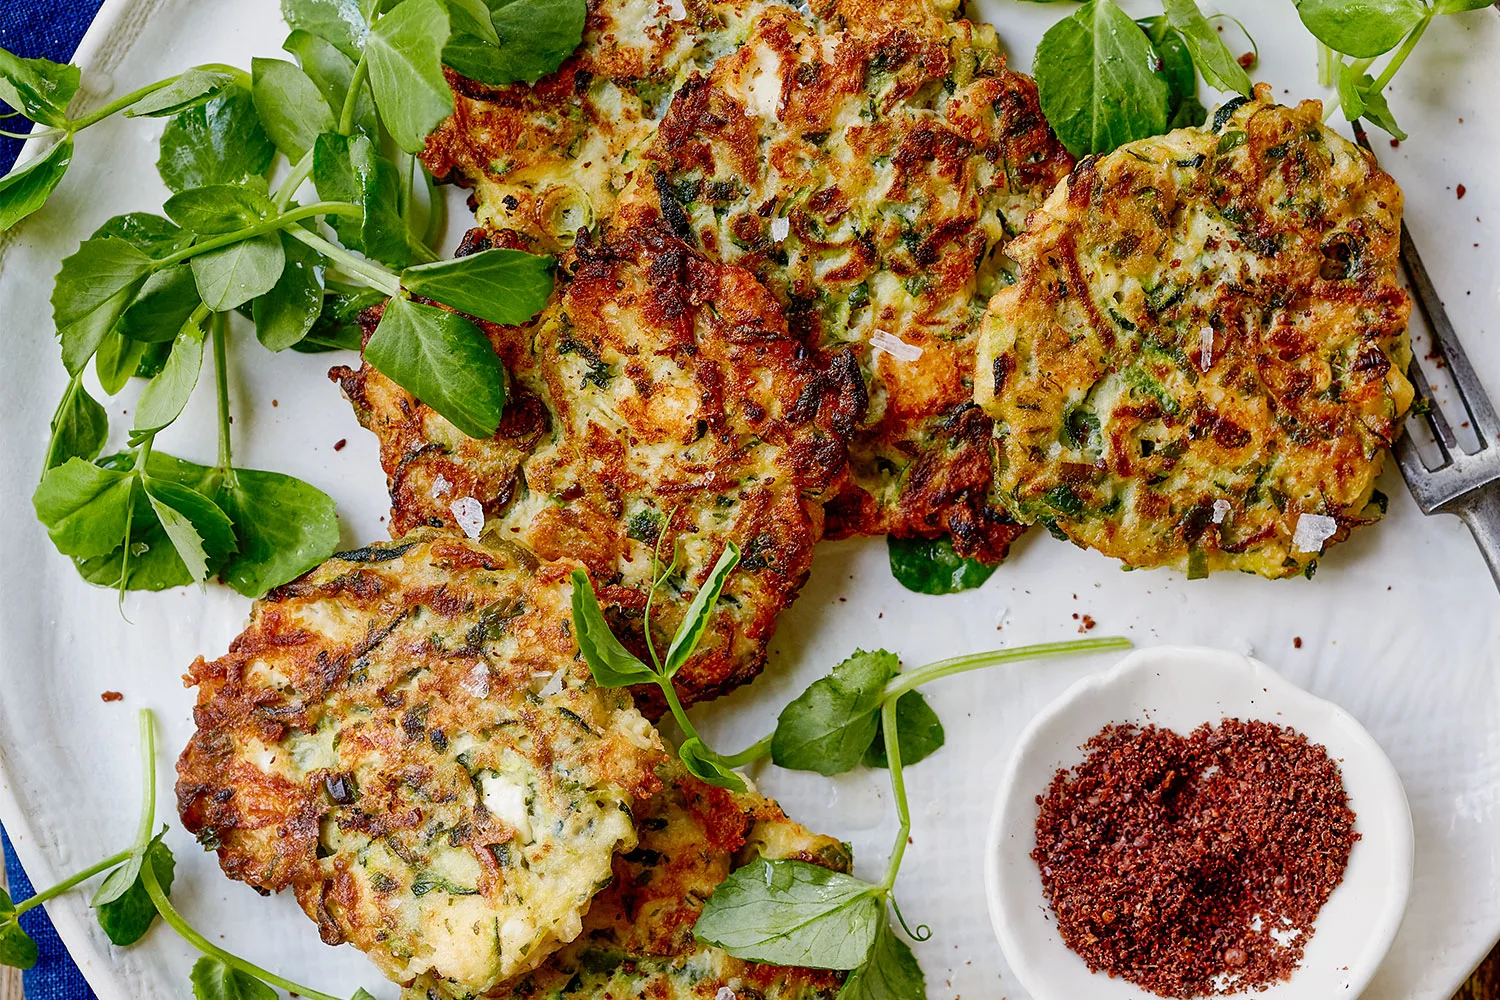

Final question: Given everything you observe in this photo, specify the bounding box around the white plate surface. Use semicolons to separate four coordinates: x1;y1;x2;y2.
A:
0;2;1497;999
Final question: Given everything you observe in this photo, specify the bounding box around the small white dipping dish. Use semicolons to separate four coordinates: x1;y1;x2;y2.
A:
985;645;1413;1000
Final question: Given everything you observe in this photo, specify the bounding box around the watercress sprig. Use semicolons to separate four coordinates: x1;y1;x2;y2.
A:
1295;0;1493;139
692;636;1132;994
571;538;753;791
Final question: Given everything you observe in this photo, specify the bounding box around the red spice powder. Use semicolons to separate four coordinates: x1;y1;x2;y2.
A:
1032;718;1358;997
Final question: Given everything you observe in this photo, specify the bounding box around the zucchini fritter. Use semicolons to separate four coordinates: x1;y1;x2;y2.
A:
405;764;850;999
637;0;1073;561
334;210;862;712
177;535;667;994
423;0;776;252
975;87;1413;577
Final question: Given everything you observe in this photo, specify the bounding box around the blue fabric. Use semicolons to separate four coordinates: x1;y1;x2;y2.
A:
0;0;104;172
2;829;97;1000
2;3;104;996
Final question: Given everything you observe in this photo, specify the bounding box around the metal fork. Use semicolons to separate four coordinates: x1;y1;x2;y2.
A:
1354;123;1500;591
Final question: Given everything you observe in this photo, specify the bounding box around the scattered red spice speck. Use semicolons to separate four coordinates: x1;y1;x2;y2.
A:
334;439;347;451
1389;139;1400;148
1294;636;1303;649
271;399;279;407
1078;615;1097;633
1033;719;1358;998
1457;184;1467;200
1237;52;1255;69
100;691;123;702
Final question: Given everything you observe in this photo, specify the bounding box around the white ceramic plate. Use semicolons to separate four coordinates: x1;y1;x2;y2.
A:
986;646;1414;999
0;2;1497;999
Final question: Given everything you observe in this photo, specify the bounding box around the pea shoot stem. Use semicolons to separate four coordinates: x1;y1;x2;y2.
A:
877;697;910;894
154;202;363;269
721;735;772;768
285;226;402;296
12;850;132;916
339;52;371;137
1370;15;1429;93
211;311;234;477
273;150;316;212
66;64;249;131
882;637;1133;703
140;859;343;1000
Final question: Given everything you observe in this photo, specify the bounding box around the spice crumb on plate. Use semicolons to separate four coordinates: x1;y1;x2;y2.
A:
100;691;122;702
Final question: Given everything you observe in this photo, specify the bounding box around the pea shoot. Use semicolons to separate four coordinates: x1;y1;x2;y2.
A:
0;0;585;600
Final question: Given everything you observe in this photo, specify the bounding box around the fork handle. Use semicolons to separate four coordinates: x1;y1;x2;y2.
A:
1455;482;1500;593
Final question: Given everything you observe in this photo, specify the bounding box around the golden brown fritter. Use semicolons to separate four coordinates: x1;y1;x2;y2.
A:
423;0;777;253
404;763;851;999
334;208;863;713
634;0;1073;561
177;535;667;994
975;87;1413;578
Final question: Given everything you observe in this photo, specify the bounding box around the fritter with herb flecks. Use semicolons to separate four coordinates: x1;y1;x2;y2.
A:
403;763;851;1000
177;534;666;996
334;207;863;714
633;0;1073;562
975;87;1413;578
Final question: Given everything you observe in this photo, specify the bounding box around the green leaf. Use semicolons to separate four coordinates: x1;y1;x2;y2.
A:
191;233;286;311
164;184;276;235
93;213;193;259
1034;0;1170;157
143;477;238;583
312;131;428;267
447;0;500;44
0;137;72;231
444;0;586;86
95;328;148;396
838;920;926;1000
364;295;506;438
1337;60;1367;121
771;649;898;776
251;56;337;161
33;458;136;559
283;30;377;136
886;535;998;595
366;0;454;153
125;68;236;118
190;956;279;1000
44;376;109;471
1435;0;1496;10
863;690;945;770
253;231;325;350
96;838;175;946
281;0;369;61
118;265;202;343
133;321;206;435
215;468;340;596
296;281;381;352
664;541;740;678
52;236;156;375
1162;0;1253;97
0;48;80;127
1138;18;1204;129
158;89;277;194
1351;70;1406;139
400;249;555;325
679;736;747;793
73;452;221;592
569;568;658;686
0;886;37;970
1296;0;1427;58
693;858;882;970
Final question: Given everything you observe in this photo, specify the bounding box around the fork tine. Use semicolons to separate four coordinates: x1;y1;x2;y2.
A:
1408;358;1456;466
1397;225;1500;448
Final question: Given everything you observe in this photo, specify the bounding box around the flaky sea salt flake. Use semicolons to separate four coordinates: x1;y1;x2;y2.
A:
666;0;686;19
1199;327;1215;370
770;216;790;242
450;496;485;539
871;329;922;362
430;473;452;498
1291;513;1337;553
1212;499;1231;524
716;989;738;1000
